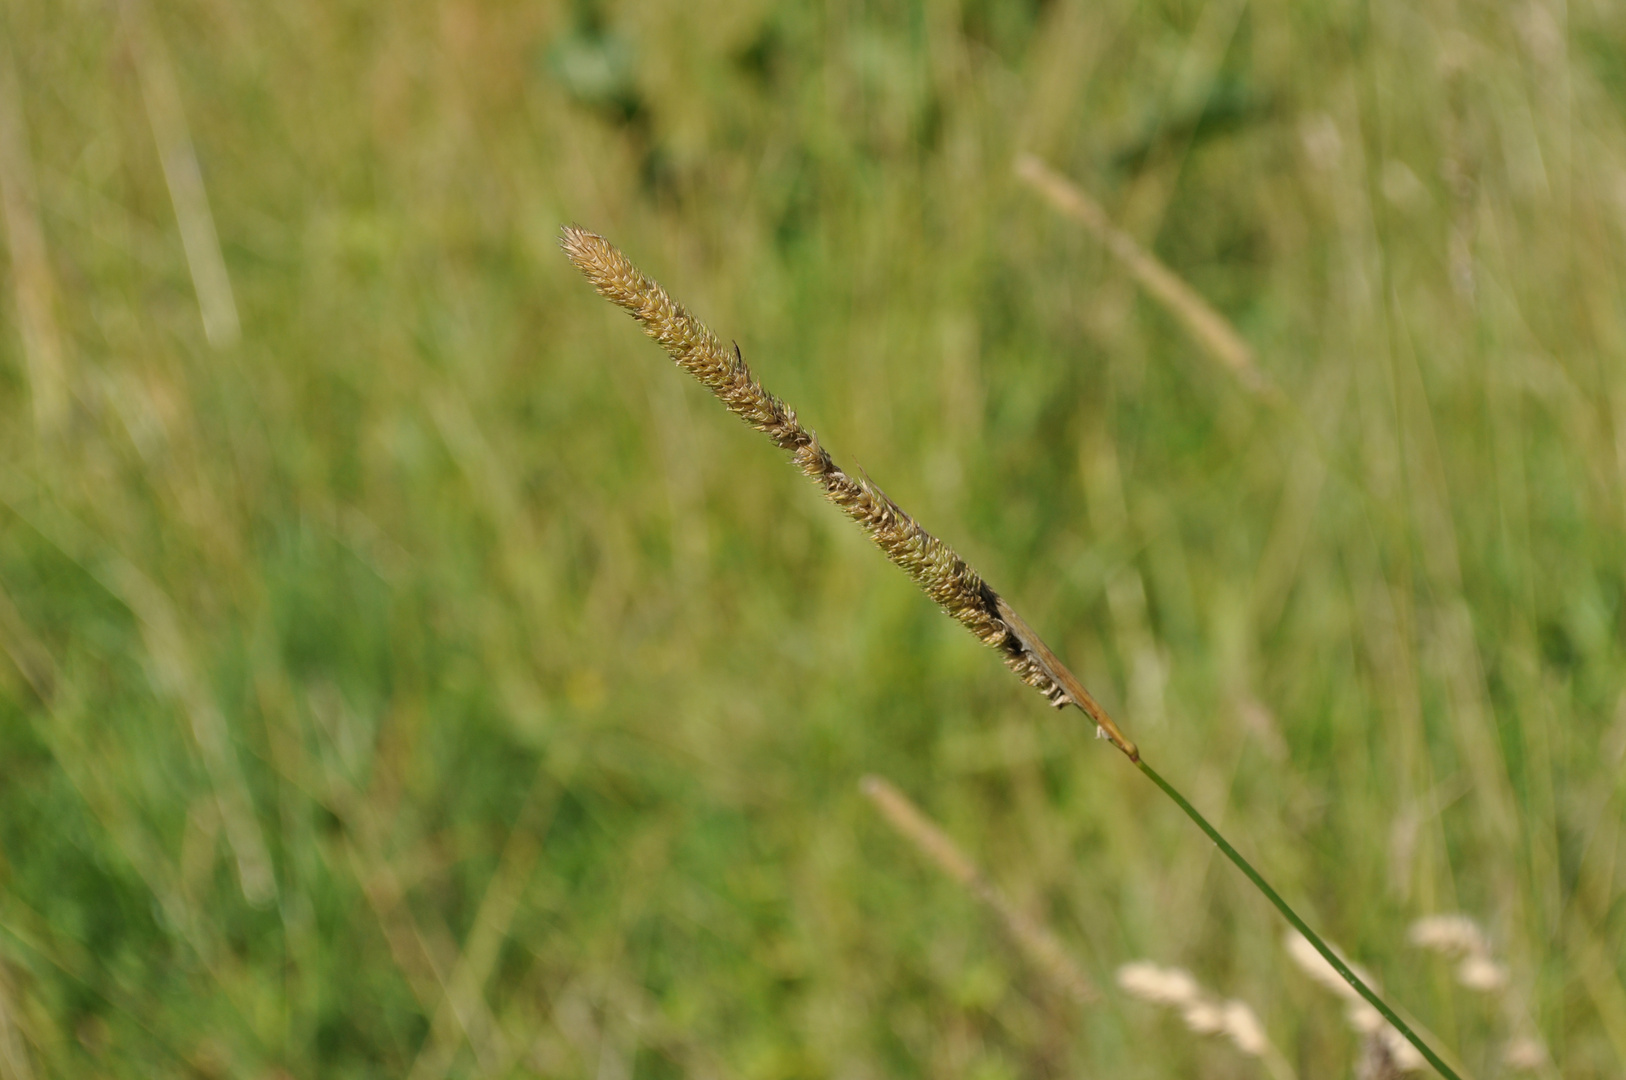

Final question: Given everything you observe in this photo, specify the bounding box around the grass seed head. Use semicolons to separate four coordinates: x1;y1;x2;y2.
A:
560;225;1076;707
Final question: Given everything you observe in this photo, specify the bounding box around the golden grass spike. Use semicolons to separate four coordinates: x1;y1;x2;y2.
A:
559;225;1137;760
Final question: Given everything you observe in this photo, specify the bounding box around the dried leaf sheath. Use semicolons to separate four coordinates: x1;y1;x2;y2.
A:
559;226;1136;760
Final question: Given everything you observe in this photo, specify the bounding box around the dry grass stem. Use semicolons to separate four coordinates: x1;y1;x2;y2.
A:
1014;153;1275;399
0;42;69;435
405;776;558;1080
560;226;1137;760
861;775;1098;1005
120;0;241;349
0;962;37;1080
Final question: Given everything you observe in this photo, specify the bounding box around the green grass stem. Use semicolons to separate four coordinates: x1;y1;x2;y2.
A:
1136;758;1462;1080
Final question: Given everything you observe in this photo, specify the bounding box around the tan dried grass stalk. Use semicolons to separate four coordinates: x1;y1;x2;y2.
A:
559;225;1138;760
1408;915;1508;992
1014;154;1275;400
0;43;70;436
860;774;1098;1005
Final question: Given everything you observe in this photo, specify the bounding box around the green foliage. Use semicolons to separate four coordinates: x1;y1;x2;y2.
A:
2;0;1624;1076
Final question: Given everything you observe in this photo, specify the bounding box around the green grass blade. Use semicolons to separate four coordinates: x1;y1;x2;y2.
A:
1135;758;1462;1080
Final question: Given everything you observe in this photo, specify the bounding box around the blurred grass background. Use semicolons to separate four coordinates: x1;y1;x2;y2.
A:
1;0;1624;1076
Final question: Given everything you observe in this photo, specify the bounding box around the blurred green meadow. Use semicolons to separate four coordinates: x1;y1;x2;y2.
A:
2;0;1625;1076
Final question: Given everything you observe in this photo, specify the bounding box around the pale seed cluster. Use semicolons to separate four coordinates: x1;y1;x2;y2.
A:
1284;932;1424;1072
1407;914;1508;992
1117;960;1290;1080
1408;915;1546;1072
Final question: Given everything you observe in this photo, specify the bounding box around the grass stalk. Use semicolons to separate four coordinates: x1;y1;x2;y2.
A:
561;226;1462;1080
1014;153;1276;401
861;774;1099;1005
